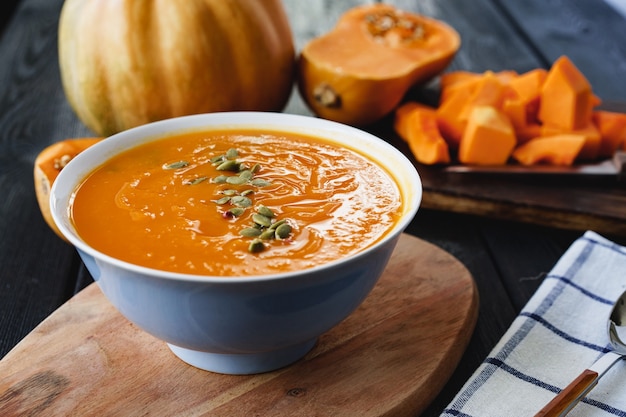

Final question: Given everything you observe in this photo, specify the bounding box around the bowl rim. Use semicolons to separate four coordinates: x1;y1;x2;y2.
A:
51;111;422;283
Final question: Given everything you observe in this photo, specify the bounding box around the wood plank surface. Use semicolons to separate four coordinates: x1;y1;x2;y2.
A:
0;234;478;417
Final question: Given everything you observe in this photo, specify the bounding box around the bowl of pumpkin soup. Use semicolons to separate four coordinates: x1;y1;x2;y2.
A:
50;112;422;374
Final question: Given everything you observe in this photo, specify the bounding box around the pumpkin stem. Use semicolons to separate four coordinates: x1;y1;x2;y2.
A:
313;83;342;108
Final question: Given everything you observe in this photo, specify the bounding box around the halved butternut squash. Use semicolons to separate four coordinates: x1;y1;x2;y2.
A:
34;138;102;241
298;4;460;126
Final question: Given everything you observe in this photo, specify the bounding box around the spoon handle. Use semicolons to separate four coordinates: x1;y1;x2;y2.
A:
534;369;598;417
534;351;623;417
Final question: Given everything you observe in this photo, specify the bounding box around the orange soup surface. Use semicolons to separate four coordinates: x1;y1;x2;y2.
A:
70;129;403;276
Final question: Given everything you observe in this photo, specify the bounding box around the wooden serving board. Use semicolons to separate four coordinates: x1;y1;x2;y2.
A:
0;234;478;417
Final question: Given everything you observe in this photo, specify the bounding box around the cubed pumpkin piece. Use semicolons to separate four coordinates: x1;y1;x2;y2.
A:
512;134;586;166
507;68;547;125
592;110;626;158
436;86;472;148
440;70;481;90
458;106;516;165
405;109;451;165
540;122;601;160
538;56;594;130
394;101;436;141
459;71;506;121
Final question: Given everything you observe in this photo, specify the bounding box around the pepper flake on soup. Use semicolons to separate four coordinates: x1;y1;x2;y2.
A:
70;130;403;276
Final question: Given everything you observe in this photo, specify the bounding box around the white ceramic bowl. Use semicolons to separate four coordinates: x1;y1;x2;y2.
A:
50;112;422;374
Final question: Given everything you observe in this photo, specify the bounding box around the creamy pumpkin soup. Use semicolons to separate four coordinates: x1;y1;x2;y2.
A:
70;130;403;276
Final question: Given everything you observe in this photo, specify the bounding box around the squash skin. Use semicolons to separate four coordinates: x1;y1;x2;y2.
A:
59;0;295;136
34;138;102;241
297;4;460;126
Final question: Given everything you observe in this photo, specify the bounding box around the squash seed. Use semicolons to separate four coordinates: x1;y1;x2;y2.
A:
268;218;287;230
222;189;238;196
231;196;252;207
186;176;208;185
216;160;240;171
241;189;254;196
227;207;246;217
240;227;262;238
164;160;189;170
251;178;272;187
225;148;239;159
226;175;247;185
259;229;276;240
212;175;228;184
252;213;272;227
275;223;292;239
257;205;274;218
214;196;231;205
248;238;265;253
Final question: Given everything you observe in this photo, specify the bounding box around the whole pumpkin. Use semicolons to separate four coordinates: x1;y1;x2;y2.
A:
58;0;295;136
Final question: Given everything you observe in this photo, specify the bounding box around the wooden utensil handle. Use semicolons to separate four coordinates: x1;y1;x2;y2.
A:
534;369;598;417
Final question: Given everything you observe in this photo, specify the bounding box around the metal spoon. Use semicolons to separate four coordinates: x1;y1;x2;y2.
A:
535;290;626;417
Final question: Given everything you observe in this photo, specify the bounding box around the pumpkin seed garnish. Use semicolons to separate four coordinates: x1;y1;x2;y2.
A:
240;227;262;238
241;189;254;196
222;189;238;196
226;175;247;185
225;148;239;160
248;239;265;253
231;195;252;208
227;207;246;217
252;213;272;228
216;160;240;172
268;218;287;230
214;196;231;205
186;176;208;185
251;178;272;187
213;175;228;184
275;223;292;239
257;205;274;218
164;160;189;170
259;229;276;240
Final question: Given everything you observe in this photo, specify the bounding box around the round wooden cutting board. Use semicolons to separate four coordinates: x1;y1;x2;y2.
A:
0;234;478;416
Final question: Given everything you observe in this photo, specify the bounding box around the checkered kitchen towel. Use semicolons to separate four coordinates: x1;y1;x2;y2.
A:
442;231;626;417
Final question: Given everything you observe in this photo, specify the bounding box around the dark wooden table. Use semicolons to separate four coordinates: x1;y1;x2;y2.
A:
1;0;626;415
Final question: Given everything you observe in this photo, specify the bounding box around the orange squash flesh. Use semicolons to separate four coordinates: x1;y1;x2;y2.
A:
399;57;626;167
298;4;460;126
538;56;594;130
593;110;626;158
458;106;516;165
512;134;586;166
458;71;506;122
395;106;450;165
394;101;436;141
540;122;601;161
34;138;103;241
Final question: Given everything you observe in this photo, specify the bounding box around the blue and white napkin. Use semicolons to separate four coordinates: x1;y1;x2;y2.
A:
442;231;626;417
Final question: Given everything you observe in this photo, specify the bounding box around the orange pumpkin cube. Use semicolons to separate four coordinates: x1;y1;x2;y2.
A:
512;134;586;166
405;109;450;165
458;106;516;165
538;56;594;130
592;110;626;158
540;122;601;161
393;101;436;141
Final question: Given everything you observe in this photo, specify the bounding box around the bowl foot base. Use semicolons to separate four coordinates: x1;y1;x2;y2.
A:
167;338;317;375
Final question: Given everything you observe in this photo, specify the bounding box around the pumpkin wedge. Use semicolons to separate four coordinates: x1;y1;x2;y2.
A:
34;138;102;241
298;4;460;126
